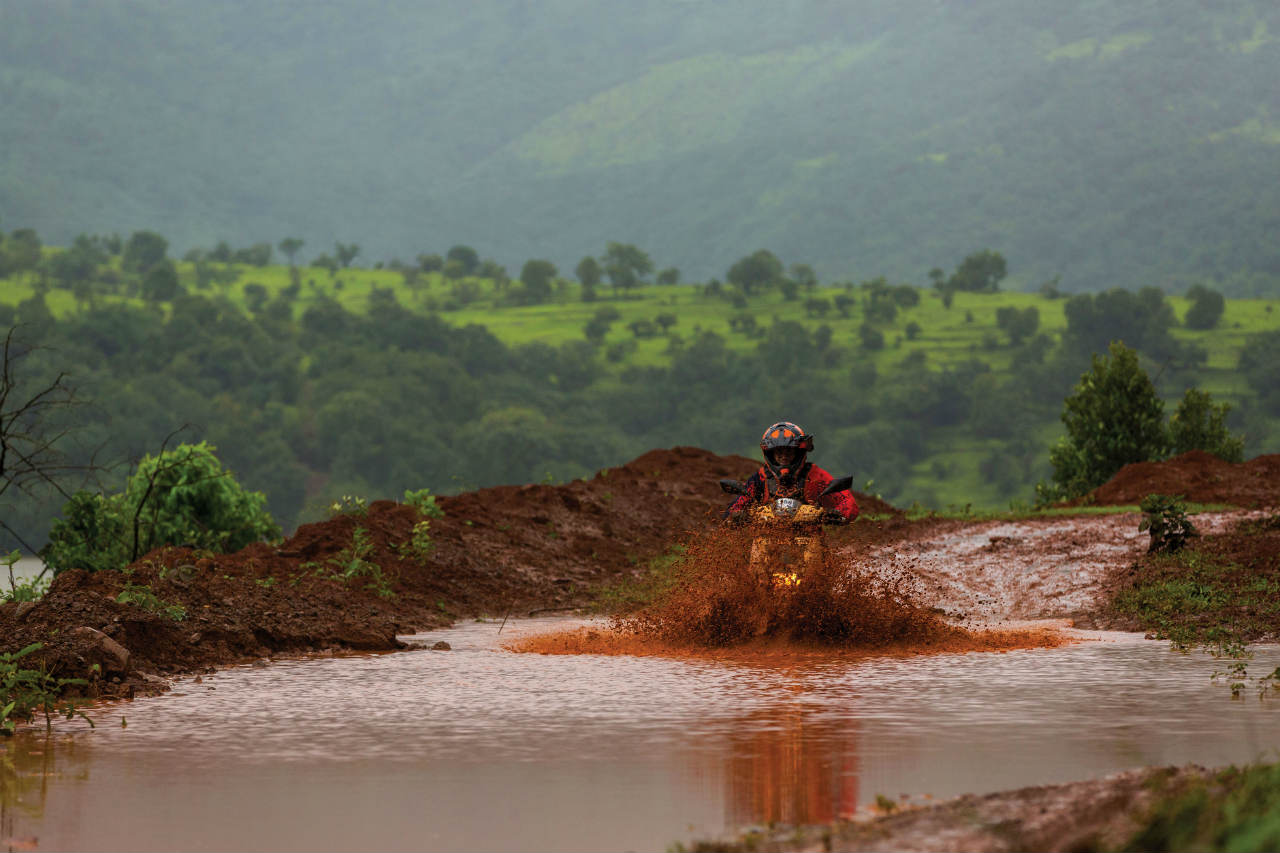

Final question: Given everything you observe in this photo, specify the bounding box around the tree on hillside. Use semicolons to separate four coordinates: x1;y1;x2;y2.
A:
49;235;108;290
416;253;443;273
1045;342;1168;500
602;242;653;297
334;242;361;269
790;263;818;292
727;249;783;296
1062;287;1184;361
4;229;42;274
656;267;680;286
141;260;181;301
446;245;480;275
278;238;305;266
1168;389;1244;462
122;231;169;274
996;305;1040;346
947;249;1006;293
575;256;601;288
519;259;557;304
1239;330;1280;415
1183;284;1225;330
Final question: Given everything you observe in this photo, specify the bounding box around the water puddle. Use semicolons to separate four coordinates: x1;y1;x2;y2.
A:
4;618;1280;852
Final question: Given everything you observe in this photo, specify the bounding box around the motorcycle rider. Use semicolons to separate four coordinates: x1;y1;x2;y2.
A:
725;421;858;524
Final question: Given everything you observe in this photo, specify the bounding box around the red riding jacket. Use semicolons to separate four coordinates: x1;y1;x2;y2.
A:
725;462;859;522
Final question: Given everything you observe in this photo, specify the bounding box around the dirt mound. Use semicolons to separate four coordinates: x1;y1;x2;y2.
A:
0;446;901;699
1086;451;1280;507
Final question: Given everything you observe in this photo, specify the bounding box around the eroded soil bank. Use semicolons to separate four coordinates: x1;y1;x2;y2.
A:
4;447;1279;702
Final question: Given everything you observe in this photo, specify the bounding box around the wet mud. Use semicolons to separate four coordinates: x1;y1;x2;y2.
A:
4;446;1279;702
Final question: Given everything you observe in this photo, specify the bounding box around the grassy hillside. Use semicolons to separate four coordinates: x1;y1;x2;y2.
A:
5;251;1279;514
2;1;1279;293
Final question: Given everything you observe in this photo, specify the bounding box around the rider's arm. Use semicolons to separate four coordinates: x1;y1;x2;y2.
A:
723;473;763;519
808;467;859;522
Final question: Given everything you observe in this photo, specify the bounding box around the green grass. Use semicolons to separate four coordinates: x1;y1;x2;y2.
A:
592;545;687;614
1120;763;1280;853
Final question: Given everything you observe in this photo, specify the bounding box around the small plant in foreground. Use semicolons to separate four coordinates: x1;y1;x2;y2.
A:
1140;494;1198;553
396;520;436;563
0;643;94;734
116;581;186;621
327;527;395;599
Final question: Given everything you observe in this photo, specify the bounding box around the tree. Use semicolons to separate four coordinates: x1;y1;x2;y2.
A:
858;323;885;350
602;242;653;297
334;242;361;269
1184;284;1225;330
446;245;480;275
122;231;169;274
141;260;181;301
417;253;443;273
656;267;680;286
804;296;831;317
654;313;678;334
1168;389;1244;461
627;319;657;338
947;249;1007;293
833;293;855;317
235;243;273;266
0;326;98;555
996;306;1040;345
789;263;818;292
1062;287;1183;360
49;235;107;289
1047;342;1168;499
4;229;42;273
575;256;601;288
278;237;305;266
726;249;783;296
1239;330;1280;414
519;259;557;304
905;321;923;340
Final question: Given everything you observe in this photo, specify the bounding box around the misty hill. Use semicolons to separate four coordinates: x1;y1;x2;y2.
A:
3;0;1279;292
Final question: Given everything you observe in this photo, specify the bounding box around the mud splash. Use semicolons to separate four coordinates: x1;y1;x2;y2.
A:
509;526;1067;658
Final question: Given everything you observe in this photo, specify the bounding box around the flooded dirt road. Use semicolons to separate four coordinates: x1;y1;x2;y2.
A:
5;618;1280;852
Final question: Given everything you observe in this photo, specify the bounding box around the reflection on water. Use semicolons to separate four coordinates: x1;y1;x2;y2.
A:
1;618;1278;852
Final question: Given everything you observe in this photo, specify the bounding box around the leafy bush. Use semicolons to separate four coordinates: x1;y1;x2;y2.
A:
1047;342;1168;499
44;442;279;575
328;494;369;517
1139;494;1198;554
326;527;394;598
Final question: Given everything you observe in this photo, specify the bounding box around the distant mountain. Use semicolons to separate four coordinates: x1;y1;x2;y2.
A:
2;0;1279;292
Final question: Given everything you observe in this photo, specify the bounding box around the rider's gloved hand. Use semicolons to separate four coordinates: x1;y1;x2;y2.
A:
821;508;846;525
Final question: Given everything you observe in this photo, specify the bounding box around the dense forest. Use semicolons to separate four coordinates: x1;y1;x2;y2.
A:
2;1;1279;292
3;226;1279;552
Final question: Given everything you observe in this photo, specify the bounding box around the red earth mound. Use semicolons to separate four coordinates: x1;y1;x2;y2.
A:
1086;451;1280;507
0;446;901;699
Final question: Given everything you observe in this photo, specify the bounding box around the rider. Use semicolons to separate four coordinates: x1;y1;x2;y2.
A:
725;421;858;524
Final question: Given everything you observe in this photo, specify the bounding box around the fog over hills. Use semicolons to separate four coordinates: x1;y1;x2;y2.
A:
3;0;1279;292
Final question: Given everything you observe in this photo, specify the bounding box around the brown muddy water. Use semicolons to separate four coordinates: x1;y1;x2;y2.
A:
5;618;1280;853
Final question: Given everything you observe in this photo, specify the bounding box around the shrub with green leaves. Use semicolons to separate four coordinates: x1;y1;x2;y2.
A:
1139;494;1198;554
116;581;186;620
43;441;279;575
402;488;444;519
1046;341;1168;500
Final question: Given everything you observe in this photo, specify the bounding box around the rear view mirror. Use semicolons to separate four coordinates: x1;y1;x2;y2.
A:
719;478;748;496
819;475;854;497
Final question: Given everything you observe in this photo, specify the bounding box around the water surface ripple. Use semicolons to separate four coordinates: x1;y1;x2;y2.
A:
5;618;1280;852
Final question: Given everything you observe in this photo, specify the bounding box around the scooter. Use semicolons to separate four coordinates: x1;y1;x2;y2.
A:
719;475;853;591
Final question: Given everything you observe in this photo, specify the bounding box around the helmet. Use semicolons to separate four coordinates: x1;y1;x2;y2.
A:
760;421;814;471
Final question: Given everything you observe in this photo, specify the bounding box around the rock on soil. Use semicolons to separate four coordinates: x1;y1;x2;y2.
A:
1085;450;1280;507
0;446;889;698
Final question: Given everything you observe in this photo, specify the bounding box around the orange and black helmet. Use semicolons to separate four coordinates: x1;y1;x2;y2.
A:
760;421;814;468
